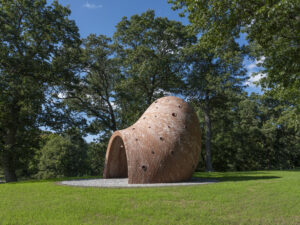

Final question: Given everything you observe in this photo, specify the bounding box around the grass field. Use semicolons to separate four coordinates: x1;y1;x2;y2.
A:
0;170;299;225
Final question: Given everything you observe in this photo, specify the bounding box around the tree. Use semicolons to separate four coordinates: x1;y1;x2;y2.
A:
113;10;195;125
37;133;88;179
0;0;80;182
62;34;120;136
203;93;300;171
169;0;300;105
184;43;247;171
87;139;107;176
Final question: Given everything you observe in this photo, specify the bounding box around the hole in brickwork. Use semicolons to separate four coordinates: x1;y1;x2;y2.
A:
171;150;174;155
172;113;177;117
151;151;155;154
141;165;147;171
160;137;164;141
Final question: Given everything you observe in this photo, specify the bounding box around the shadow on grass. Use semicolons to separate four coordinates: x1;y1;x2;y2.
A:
202;175;280;182
193;171;281;182
277;168;300;172
0;176;102;184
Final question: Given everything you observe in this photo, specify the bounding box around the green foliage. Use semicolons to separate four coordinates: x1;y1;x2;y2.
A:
37;134;88;179
169;0;300;171
184;42;247;171
87;141;107;176
200;93;300;171
169;0;300;105
114;10;195;126
63;34;120;135
0;0;81;182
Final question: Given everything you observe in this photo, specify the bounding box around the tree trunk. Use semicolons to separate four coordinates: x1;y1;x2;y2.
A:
3;125;18;182
204;100;213;172
2;151;17;182
107;100;117;131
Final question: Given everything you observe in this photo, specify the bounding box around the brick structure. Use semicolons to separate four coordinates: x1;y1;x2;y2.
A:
103;96;202;184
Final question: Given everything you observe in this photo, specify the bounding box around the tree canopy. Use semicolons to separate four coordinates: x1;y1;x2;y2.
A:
0;0;81;182
113;10;195;125
169;0;300;104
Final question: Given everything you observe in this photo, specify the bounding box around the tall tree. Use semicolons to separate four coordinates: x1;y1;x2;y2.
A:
113;10;195;125
199;92;300;171
0;0;80;182
184;43;247;171
169;0;300;106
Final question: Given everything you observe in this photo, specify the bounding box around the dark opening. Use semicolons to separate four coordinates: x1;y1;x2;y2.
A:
141;165;147;171
105;136;128;178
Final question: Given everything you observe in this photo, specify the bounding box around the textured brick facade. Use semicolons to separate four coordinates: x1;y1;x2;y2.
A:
103;96;202;184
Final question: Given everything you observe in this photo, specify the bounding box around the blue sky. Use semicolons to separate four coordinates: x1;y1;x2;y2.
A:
58;0;189;37
55;0;262;142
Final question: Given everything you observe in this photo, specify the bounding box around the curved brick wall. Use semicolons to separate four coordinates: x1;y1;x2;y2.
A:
103;96;202;184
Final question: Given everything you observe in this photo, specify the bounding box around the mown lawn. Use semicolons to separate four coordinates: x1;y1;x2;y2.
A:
0;170;299;225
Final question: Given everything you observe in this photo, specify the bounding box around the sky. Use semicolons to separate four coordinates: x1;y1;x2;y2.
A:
54;0;262;142
57;0;189;37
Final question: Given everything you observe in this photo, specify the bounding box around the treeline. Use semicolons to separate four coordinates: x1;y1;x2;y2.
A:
15;130;106;180
0;1;299;182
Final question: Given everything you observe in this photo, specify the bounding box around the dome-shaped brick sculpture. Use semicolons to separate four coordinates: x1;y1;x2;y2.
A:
103;96;201;184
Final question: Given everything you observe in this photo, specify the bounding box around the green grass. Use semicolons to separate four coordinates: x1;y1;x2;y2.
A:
0;170;300;225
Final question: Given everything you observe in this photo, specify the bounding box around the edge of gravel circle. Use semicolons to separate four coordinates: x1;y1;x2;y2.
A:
57;177;218;188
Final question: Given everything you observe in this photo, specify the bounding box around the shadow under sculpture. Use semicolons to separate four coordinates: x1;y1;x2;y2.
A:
103;96;202;184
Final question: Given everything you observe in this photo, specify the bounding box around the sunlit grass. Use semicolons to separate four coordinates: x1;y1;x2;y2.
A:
0;170;299;225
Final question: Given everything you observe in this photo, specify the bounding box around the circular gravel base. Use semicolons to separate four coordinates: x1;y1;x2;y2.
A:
59;178;217;188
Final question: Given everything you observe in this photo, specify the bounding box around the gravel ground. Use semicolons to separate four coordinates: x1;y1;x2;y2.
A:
59;178;218;188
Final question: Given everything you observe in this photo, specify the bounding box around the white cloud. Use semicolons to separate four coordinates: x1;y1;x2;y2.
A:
247;56;265;72
154;88;172;96
245;56;266;87
257;56;265;64
247;62;257;70
83;1;103;9
109;101;118;110
245;72;266;87
58;92;67;98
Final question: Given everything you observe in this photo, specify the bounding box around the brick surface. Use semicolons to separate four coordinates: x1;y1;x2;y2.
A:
103;96;202;184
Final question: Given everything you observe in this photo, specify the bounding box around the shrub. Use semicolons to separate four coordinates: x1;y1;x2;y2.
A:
37;134;88;179
87;141;107;176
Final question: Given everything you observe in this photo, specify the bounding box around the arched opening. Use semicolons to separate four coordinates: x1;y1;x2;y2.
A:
104;135;128;178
